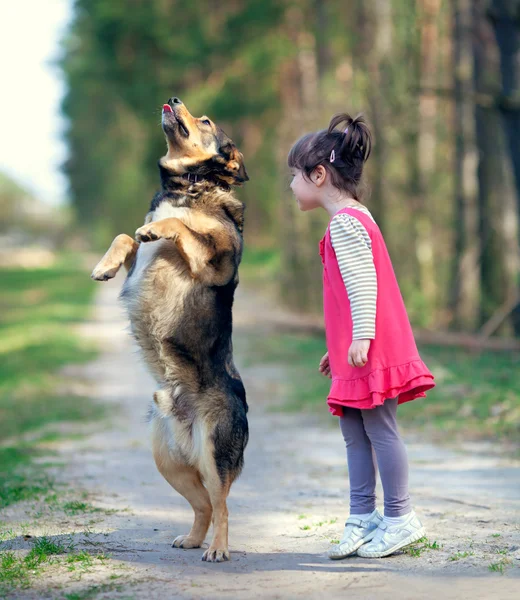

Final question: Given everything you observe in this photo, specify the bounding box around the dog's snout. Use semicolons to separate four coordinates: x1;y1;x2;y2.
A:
170;97;183;106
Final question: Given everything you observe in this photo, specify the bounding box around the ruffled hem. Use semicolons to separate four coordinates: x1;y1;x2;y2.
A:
327;359;435;416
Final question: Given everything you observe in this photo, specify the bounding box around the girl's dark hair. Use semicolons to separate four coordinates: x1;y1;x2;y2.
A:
287;113;372;200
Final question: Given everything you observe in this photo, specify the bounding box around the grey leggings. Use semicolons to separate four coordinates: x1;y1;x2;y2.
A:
339;398;411;517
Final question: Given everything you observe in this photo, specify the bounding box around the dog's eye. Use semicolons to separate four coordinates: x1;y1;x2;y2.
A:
202;119;211;126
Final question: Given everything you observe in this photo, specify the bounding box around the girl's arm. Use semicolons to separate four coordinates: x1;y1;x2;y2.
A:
329;213;377;341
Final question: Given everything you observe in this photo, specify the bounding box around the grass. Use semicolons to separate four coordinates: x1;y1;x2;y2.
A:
63;582;124;600
0;258;125;595
402;537;442;557
488;558;512;574
0;257;101;510
449;550;474;561
0;535;113;592
63;502;102;516
66;550;110;573
0;536;67;589
244;327;520;443
62;500;124;517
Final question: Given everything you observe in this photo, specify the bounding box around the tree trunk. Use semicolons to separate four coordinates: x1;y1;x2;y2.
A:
354;0;392;234
488;0;520;334
278;2;324;313
411;0;442;319
474;0;519;331
489;0;520;220
450;0;481;330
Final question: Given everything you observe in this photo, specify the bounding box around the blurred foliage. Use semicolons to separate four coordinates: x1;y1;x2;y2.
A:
0;258;102;508
0;171;71;243
244;328;520;444
60;0;520;333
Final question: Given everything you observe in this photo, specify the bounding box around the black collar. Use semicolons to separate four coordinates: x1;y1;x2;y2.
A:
180;172;231;191
182;172;202;183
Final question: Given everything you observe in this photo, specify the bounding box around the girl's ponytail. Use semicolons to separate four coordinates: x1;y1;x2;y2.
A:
287;112;373;201
328;113;372;164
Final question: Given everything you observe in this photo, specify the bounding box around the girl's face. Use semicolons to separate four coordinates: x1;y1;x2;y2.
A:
290;169;321;211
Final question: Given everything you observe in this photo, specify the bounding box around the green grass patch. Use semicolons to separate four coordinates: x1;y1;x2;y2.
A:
63;501;102;516
402;345;520;441
244;328;520;443
449;550;474;561
0;536;67;590
488;558;512;574
0;535;113;593
402;537;442;557
65;550;110;573
0;259;97;394
63;582;124;600
0;257;102;510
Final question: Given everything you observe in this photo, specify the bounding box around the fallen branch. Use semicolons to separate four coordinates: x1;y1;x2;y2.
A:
269;314;520;351
479;294;520;338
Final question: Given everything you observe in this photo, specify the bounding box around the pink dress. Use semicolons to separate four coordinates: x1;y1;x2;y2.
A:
319;207;435;416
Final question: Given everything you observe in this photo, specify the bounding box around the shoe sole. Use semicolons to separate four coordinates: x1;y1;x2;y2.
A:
328;527;379;560
356;527;426;558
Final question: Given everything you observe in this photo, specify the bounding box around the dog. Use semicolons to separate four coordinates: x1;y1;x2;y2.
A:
91;96;249;562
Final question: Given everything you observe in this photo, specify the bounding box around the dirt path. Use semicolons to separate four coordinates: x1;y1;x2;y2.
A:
7;276;520;599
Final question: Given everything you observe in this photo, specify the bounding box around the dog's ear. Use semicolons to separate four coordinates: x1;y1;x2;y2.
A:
225;147;249;184
217;131;249;185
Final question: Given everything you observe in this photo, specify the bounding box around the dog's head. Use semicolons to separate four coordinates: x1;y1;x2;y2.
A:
159;97;248;186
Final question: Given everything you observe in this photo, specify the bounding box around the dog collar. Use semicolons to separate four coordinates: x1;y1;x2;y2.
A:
182;173;201;183
179;171;230;191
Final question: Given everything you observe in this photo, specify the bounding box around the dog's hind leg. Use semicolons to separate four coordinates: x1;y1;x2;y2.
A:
91;234;139;281
200;468;232;563
199;399;248;562
151;418;212;549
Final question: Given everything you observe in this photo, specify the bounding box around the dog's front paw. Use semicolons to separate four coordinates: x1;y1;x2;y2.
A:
202;544;230;562
135;224;161;243
91;261;121;281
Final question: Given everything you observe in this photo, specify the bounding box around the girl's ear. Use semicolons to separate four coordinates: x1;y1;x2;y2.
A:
311;165;327;186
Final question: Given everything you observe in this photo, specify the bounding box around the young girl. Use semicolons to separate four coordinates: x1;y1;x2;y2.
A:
288;113;435;559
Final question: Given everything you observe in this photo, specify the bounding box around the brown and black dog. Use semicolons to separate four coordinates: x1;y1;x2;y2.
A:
91;97;249;562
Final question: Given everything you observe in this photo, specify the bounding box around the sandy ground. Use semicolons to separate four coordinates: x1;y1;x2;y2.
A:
3;275;520;599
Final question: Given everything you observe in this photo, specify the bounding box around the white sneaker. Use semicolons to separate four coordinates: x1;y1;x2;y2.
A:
357;511;425;558
327;510;383;560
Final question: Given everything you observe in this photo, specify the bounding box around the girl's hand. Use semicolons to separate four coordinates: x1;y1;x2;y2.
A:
319;352;332;379
348;339;371;368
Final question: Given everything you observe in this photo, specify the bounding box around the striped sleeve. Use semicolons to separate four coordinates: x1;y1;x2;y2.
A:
329;213;377;340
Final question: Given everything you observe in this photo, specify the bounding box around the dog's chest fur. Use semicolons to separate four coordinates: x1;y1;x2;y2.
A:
120;200;192;312
150;201;190;223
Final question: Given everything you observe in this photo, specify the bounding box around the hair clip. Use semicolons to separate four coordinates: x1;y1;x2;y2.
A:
330;149;336;163
344;127;349;134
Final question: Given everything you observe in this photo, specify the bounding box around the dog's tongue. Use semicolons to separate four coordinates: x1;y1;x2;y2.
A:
163;104;173;113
